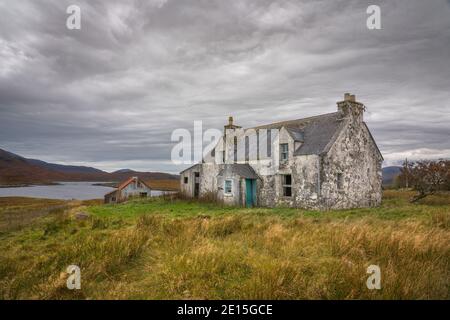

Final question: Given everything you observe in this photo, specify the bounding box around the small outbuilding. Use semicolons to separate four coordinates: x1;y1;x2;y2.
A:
104;176;152;204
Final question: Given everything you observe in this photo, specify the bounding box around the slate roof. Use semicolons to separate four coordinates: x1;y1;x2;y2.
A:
178;110;383;177
285;127;304;142
253;112;346;156
218;164;259;179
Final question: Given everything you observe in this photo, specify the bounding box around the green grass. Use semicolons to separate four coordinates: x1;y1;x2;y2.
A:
88;190;449;222
0;191;449;299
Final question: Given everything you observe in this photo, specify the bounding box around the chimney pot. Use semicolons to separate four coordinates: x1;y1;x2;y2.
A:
344;93;356;102
228;116;233;126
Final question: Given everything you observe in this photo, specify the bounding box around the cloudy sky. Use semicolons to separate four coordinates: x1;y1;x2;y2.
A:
1;0;449;173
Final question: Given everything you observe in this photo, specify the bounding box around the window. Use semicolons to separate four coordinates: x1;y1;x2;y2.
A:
224;179;233;195
282;174;292;197
222;150;226;163
280;143;288;162
233;136;238;163
184;177;188;184
337;173;343;190
256;130;260;160
211;148;215;157
245;136;249;162
267;130;272;157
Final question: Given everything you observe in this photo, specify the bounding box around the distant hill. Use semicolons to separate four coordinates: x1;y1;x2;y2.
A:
0;148;67;185
112;169;134;174
382;166;402;186
1;147;404;188
26;159;106;174
109;170;178;181
0;148;179;186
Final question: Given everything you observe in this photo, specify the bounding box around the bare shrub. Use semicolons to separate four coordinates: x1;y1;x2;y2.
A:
397;159;450;202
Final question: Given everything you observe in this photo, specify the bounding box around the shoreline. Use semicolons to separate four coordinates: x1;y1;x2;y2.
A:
0;179;180;192
0;182;62;188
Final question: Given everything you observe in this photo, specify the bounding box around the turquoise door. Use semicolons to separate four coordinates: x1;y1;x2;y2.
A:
245;179;256;207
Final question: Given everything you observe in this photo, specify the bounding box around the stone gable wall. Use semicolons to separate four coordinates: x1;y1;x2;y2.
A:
319;120;382;209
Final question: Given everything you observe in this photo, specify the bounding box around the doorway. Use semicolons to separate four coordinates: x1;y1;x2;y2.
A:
245;179;256;207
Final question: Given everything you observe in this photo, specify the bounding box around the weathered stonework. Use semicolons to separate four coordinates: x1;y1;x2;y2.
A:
180;94;383;210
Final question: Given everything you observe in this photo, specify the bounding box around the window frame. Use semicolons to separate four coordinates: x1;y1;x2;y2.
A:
280;143;289;162
267;130;272;157
233;136;238;163
224;179;233;195
256;130;260;160
337;172;344;190
282;174;292;197
245;135;249;162
183;177;188;184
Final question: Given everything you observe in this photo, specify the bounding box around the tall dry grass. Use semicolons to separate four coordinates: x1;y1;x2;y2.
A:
0;192;449;299
147;179;179;191
0;213;149;299
99;214;449;299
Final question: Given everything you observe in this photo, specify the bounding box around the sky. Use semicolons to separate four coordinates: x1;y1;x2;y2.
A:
0;0;449;174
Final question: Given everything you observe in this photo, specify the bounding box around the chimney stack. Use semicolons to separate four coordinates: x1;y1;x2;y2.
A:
338;93;365;122
224;115;241;134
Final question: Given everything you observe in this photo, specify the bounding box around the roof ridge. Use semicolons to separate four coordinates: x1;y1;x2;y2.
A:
251;111;338;130
117;177;135;190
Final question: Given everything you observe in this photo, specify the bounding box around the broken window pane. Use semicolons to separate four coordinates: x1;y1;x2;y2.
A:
224;179;233;194
283;174;292;197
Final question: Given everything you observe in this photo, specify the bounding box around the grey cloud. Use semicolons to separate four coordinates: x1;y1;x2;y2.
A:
0;0;449;173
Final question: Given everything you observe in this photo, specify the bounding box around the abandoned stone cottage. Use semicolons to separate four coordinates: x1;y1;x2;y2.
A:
180;94;383;210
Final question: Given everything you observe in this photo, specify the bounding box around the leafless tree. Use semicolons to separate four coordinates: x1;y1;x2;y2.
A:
400;159;450;202
395;158;414;189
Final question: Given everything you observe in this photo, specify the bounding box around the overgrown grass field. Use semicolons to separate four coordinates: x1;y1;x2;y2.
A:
0;191;449;299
